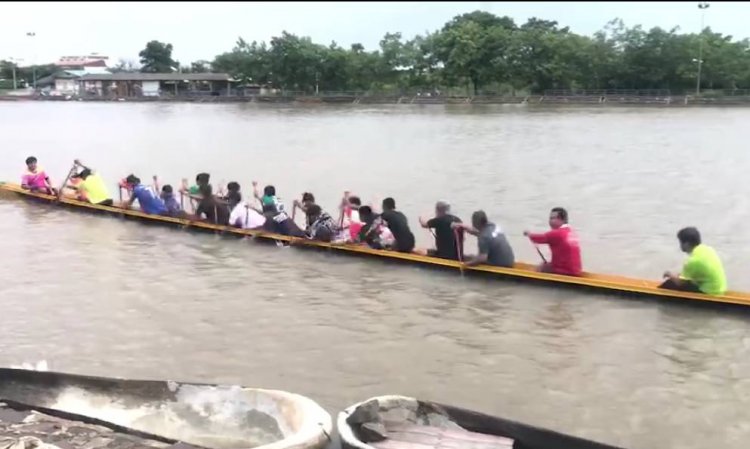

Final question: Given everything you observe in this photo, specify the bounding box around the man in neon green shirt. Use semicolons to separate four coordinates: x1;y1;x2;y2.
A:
660;227;727;296
68;160;113;206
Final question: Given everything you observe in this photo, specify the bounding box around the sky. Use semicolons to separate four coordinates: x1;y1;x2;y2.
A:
2;1;749;66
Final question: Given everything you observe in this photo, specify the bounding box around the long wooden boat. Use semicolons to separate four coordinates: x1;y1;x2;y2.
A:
337;395;625;449
2;181;749;308
0;367;333;449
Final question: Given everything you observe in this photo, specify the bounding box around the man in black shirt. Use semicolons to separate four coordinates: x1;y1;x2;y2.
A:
196;184;230;225
419;201;464;260
379;197;415;253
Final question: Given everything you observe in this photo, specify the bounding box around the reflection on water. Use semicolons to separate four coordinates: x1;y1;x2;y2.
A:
1;103;750;448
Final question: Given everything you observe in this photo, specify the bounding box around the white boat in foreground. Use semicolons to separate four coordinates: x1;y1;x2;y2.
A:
0;368;333;449
337;395;626;449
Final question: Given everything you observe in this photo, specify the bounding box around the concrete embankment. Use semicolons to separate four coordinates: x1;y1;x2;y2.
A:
3;94;750;106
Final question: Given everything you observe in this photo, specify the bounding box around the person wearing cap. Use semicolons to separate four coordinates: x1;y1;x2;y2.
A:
419;201;464;260
453;210;515;268
67;160;112;206
122;174;168;215
21;156;56;194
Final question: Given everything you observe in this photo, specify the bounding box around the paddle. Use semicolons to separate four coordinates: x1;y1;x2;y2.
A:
454;227;465;276
531;241;548;264
56;163;79;201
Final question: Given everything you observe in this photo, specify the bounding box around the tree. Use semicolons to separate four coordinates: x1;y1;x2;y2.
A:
212;38;272;84
189;60;211;73
139;40;177;73
269;32;324;91
0;60;16;80
111;58;141;73
433;12;515;94
203;11;750;94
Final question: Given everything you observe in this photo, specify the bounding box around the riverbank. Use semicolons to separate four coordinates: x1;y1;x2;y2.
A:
4;93;750;106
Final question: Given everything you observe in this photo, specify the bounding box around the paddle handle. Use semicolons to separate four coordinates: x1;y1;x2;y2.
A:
56;163;78;200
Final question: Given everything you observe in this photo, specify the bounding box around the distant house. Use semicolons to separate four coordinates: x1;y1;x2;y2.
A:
35;67;112;95
77;73;237;98
55;55;109;70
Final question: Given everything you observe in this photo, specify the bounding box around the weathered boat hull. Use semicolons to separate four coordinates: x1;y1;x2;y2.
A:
2;182;749;308
0;368;333;449
337;395;625;449
0;399;186;449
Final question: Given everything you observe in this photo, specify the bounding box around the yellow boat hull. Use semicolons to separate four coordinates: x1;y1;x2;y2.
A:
2;182;749;307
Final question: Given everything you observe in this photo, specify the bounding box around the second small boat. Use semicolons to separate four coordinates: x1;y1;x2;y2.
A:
337;395;625;449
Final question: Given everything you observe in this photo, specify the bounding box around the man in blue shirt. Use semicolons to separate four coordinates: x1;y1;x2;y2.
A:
122;174;168;215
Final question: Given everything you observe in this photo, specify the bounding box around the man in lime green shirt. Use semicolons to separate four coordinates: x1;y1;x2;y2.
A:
660;227;727;296
68;160;113;206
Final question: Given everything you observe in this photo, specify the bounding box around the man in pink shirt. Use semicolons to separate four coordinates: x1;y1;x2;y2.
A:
21;156;56;195
524;207;583;276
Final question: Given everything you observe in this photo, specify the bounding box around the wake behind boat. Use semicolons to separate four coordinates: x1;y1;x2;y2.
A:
2;181;750;308
0;368;333;449
337;395;625;449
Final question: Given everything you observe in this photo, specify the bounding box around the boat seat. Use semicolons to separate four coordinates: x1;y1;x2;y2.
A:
372;423;514;449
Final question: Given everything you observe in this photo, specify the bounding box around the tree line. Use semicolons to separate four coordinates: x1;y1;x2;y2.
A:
3;11;750;95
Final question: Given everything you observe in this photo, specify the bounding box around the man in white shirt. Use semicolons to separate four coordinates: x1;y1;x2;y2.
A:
229;202;266;230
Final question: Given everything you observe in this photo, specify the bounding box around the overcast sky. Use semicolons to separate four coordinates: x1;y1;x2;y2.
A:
3;2;748;66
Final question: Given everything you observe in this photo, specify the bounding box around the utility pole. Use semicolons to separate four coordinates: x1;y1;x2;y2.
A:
26;32;37;89
696;3;710;95
8;57;22;90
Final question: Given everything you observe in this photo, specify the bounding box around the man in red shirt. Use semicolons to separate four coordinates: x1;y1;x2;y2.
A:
523;207;582;276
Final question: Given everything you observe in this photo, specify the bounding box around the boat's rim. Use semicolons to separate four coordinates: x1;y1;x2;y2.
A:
337;394;416;449
0;368;333;449
251;387;333;449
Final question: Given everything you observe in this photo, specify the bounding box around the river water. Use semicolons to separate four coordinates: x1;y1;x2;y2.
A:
0;102;749;449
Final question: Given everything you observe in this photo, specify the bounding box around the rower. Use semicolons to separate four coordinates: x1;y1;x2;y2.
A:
305;204;337;242
340;193;363;242
21;156;56;194
378;197;415;253
453;210;514;267
419;201;463;260
68;160;113;206
160;185;186;218
253;182;281;211
252;181;305;236
357;205;394;248
195;184;230;225
122;174;168;215
229;201;266;230
293;192;316;227
524;207;582;276
221;182;243;210
180;172;211;204
660;227;727;296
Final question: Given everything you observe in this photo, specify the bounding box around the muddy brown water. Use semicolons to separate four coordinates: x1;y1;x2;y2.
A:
1;102;749;449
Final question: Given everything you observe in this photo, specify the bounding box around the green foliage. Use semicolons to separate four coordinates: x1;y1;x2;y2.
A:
139;40;177;73
200;10;750;94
